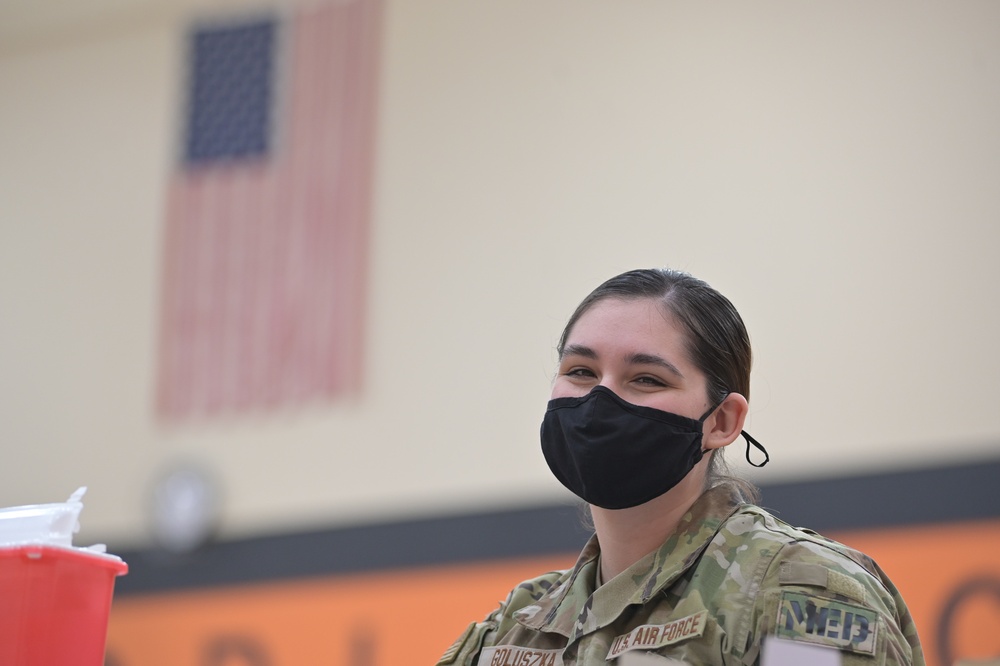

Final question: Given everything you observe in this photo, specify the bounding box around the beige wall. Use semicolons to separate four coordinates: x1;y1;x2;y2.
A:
1;0;998;549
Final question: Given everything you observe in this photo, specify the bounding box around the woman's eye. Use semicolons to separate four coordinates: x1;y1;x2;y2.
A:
565;367;596;379
635;376;667;387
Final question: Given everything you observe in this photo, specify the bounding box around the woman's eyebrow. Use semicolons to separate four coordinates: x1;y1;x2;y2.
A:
625;352;685;379
560;344;598;360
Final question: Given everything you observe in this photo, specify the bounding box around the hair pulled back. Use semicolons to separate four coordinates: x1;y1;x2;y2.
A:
557;268;759;502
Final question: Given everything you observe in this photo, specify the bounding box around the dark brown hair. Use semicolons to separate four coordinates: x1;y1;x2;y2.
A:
557;268;759;502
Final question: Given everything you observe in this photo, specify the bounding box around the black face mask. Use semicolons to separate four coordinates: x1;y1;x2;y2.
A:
540;386;769;510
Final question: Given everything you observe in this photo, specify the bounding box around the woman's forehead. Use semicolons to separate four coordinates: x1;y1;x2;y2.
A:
566;298;687;353
572;296;673;329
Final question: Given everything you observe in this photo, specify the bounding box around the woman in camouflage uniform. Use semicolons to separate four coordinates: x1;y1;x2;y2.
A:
438;268;924;666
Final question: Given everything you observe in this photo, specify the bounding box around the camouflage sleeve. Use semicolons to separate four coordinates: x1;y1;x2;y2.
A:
435;607;500;666
866;558;926;666
435;570;568;666
746;541;926;666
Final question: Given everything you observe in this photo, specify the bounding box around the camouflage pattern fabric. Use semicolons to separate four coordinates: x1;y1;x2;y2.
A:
437;486;924;666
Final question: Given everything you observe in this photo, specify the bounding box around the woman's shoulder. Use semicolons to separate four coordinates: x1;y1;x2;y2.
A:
726;503;885;583
435;567;574;666
701;502;901;621
715;504;924;665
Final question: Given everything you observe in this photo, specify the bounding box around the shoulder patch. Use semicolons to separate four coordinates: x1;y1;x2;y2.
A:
779;562;867;604
774;591;878;655
779;561;828;588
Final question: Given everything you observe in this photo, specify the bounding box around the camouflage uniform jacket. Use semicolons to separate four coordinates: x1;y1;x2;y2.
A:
438;486;924;666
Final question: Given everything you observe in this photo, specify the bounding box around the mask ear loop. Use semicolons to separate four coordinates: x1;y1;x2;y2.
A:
701;394;769;467
741;431;769;467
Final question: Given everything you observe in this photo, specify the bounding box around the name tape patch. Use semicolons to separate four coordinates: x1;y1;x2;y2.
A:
477;646;564;666
774;591;878;655
606;610;708;660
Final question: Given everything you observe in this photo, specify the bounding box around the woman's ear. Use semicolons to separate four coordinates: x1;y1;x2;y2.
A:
703;393;749;450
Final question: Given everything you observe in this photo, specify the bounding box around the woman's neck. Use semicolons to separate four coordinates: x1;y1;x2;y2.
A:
591;466;708;584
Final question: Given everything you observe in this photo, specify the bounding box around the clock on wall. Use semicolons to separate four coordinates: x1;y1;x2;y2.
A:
147;462;222;554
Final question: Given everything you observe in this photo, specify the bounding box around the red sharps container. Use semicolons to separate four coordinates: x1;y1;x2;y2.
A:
0;488;128;666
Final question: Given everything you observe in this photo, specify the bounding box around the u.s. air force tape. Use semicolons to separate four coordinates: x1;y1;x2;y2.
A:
606;611;708;660
774;591;878;655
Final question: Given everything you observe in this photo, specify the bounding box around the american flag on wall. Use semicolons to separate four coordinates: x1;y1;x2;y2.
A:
157;0;380;420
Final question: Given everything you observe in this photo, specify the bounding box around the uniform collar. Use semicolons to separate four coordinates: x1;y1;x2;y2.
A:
513;486;743;641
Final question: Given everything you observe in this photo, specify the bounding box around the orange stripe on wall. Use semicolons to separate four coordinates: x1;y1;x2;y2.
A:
105;520;1000;666
105;555;574;666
